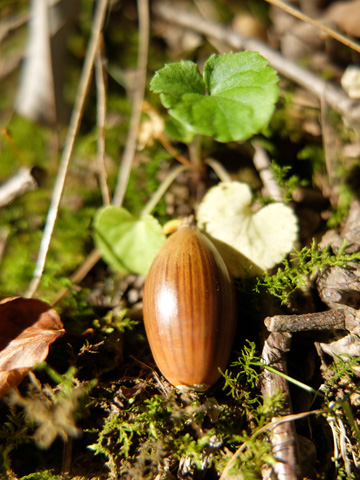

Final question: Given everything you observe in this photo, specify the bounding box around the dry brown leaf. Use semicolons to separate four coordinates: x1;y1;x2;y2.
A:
0;297;65;396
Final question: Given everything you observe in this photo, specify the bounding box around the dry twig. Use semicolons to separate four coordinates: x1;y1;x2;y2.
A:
112;0;150;206
0;167;39;207
95;36;111;206
51;0;150;305
26;0;110;298
261;332;299;480
252;142;283;202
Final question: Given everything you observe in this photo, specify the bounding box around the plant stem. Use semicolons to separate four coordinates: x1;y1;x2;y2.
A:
95;36;111;205
141;164;189;217
205;158;232;183
189;134;202;171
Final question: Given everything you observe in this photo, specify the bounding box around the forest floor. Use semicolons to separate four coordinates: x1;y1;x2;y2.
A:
1;1;360;479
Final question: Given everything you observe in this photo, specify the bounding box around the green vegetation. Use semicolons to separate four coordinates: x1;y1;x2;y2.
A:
87;341;282;479
257;240;360;304
1;1;360;479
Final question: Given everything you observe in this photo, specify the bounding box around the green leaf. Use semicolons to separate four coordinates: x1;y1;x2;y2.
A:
150;60;205;109
150;51;279;143
93;206;165;275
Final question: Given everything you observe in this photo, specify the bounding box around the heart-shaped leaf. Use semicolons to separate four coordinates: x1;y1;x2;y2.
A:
93;206;166;275
197;182;298;277
150;51;279;143
0;297;65;396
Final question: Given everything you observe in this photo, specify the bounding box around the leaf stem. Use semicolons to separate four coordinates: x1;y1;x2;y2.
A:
262;363;324;398
189;135;202;171
205;158;232;183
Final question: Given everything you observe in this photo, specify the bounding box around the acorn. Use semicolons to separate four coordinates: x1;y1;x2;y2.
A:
143;225;237;391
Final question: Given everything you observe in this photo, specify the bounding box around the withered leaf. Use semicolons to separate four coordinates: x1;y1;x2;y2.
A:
0;297;65;396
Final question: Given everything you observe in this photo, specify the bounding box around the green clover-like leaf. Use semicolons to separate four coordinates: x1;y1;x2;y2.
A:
93;206;165;275
150;51;279;143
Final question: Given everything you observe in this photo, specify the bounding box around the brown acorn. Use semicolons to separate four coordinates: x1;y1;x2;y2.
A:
143;226;237;391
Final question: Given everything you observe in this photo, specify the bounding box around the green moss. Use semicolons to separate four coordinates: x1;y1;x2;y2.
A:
256;239;360;304
0;116;51;175
20;472;63;480
87;342;282;479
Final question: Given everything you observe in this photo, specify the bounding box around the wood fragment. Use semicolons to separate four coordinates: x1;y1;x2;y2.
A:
0;167;39;207
265;307;360;335
265;309;346;332
261;332;300;480
252;142;283;201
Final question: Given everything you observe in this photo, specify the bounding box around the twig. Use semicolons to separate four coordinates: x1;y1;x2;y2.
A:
1;128;27;165
320;92;340;199
16;0;57;125
0;227;10;264
25;0;110;298
112;0;150;206
205;158;232;183
95;36;111;205
219;407;319;480
154;3;360;126
51;248;101;306
51;0;150;306
265;0;360;55
0;167;39;207
264;307;360;335
252;142;283;202
157;132;192;167
260;332;299;480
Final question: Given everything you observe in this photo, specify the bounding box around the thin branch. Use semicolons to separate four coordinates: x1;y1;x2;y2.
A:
265;307;360;335
219;408;320;480
51;248;101;306
252;142;283;202
157;132;192;167
0;10;28;44
154;3;360;126
95;36;111;205
205;158;232;183
51;0;150;305
112;0;150;206
26;0;110;298
0;168;39;207
260;332;299;480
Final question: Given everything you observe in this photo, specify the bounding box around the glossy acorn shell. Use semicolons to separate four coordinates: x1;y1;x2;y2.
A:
143;226;237;390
